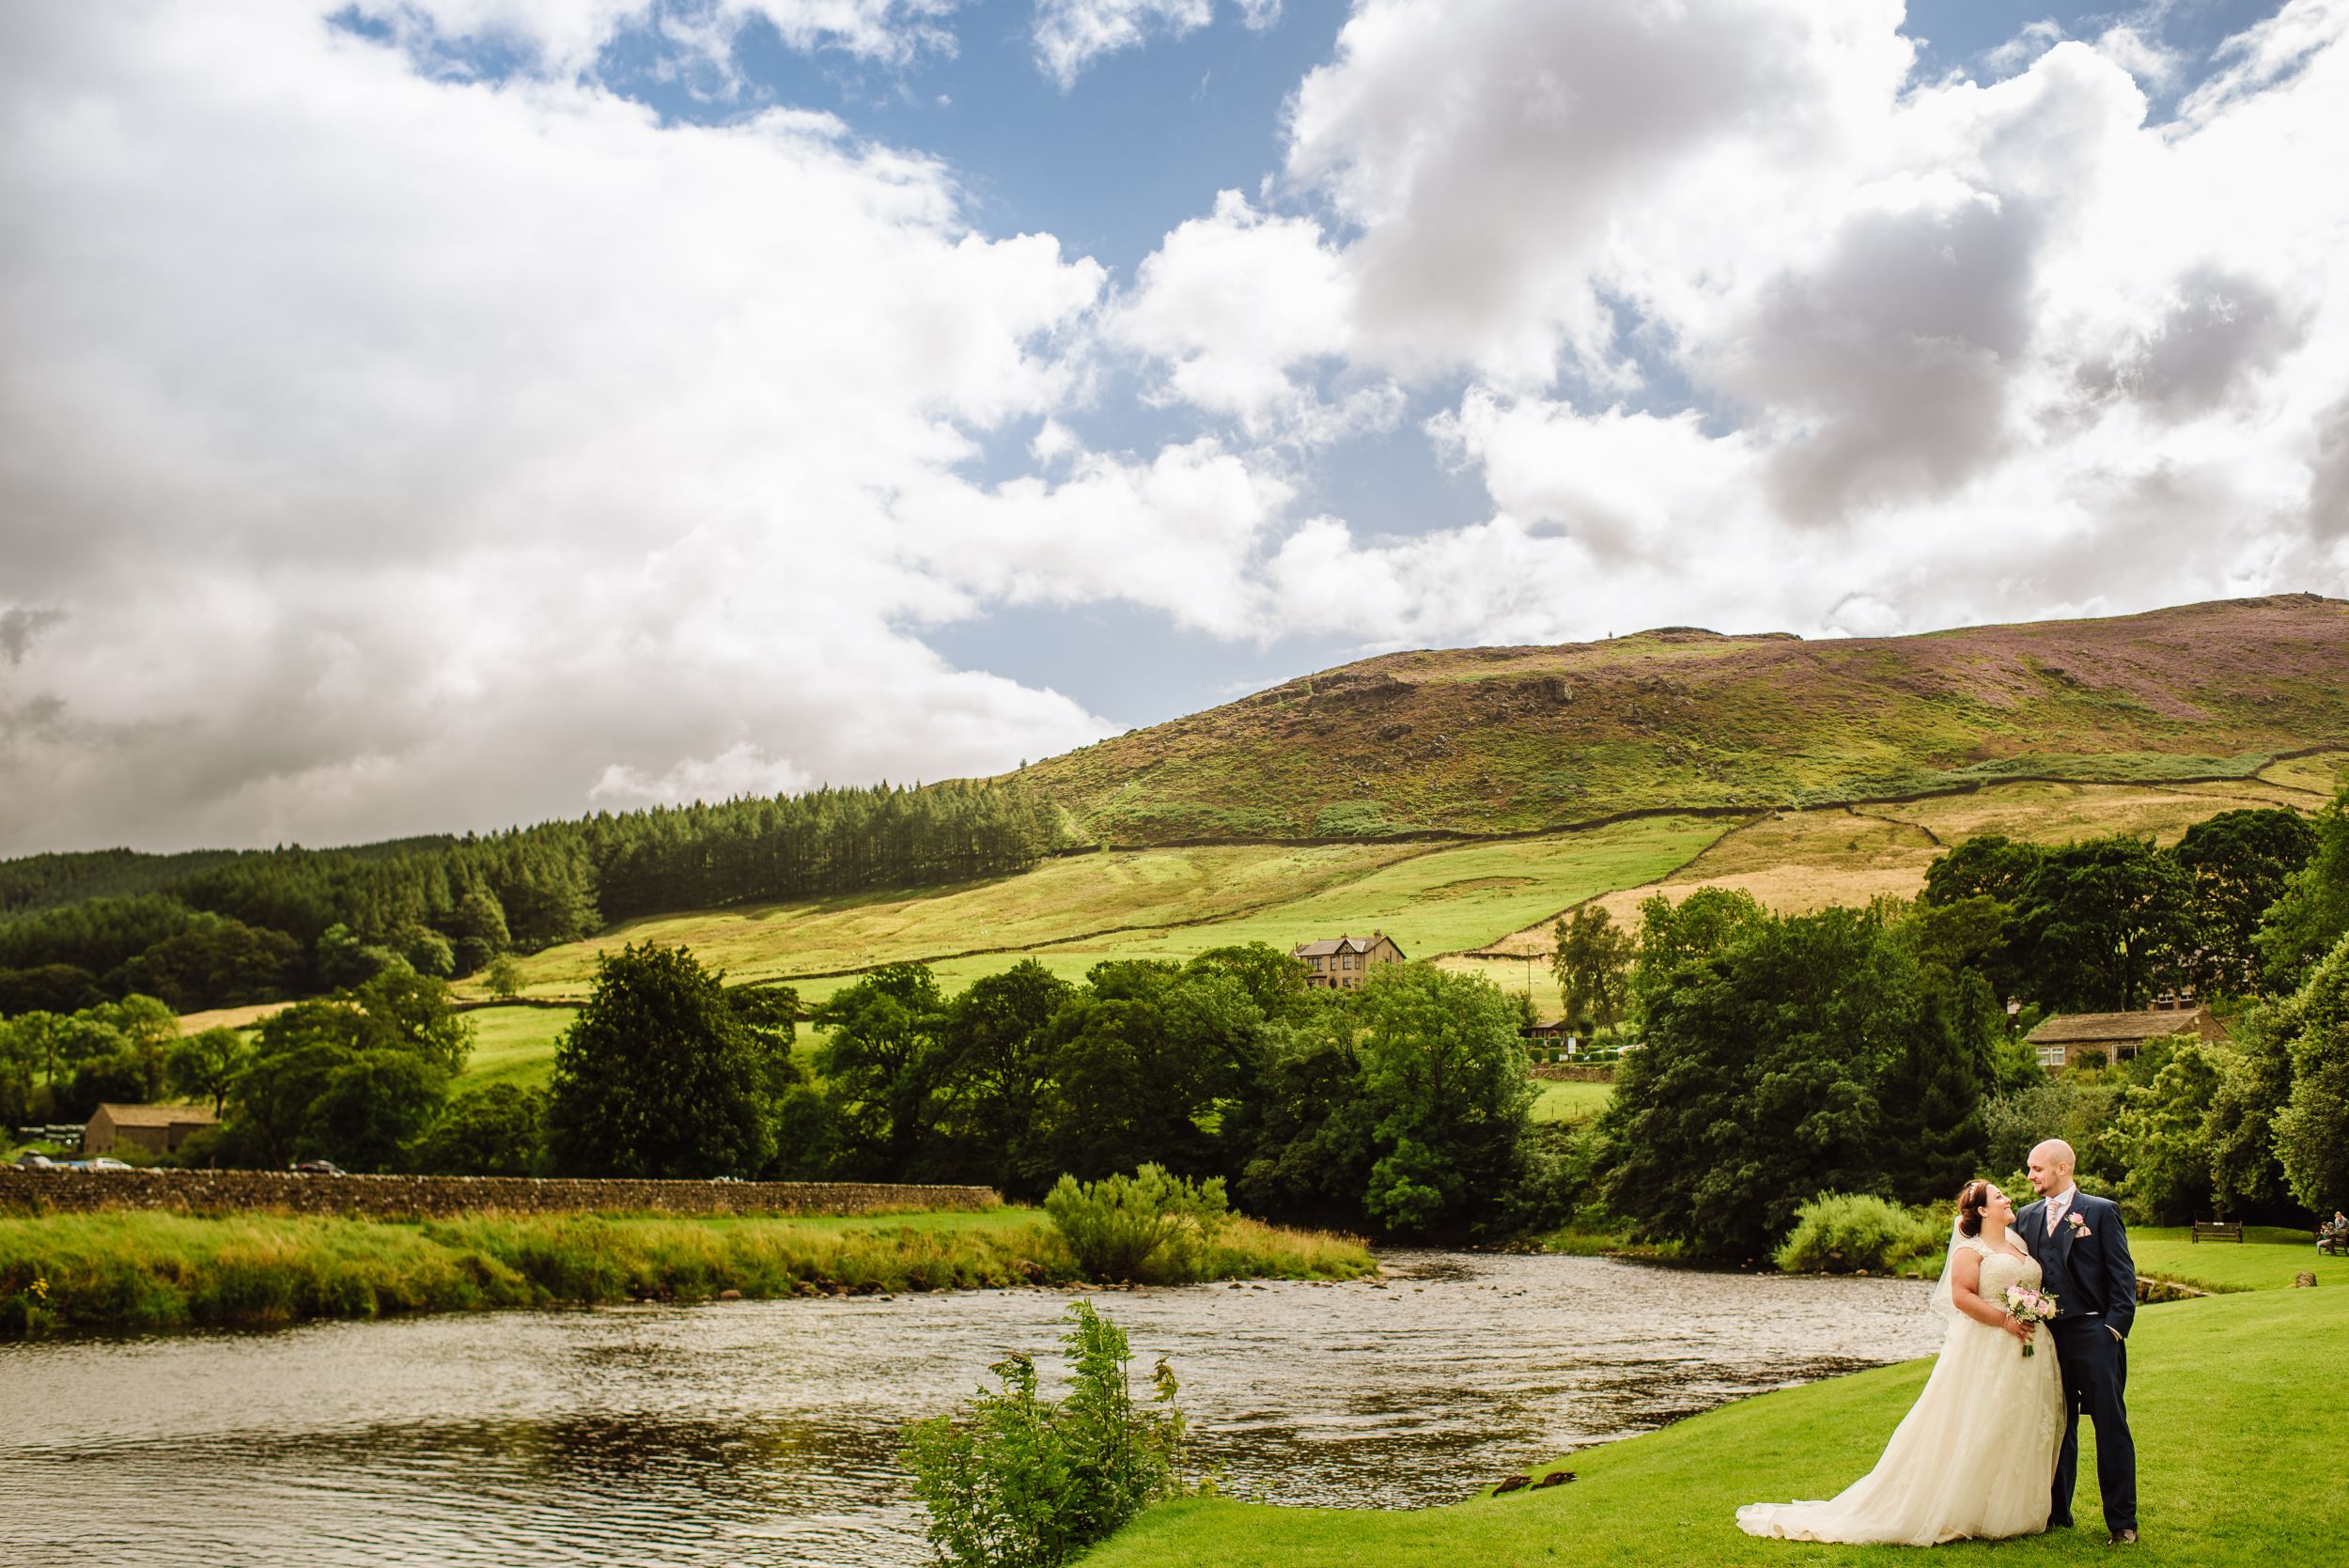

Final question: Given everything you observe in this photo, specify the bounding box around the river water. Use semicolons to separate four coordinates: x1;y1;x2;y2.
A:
0;1252;1937;1565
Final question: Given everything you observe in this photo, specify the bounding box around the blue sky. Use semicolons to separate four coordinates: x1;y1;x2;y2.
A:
2;0;2344;851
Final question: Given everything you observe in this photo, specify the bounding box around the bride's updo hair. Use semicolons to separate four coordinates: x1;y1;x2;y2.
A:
1955;1179;1994;1238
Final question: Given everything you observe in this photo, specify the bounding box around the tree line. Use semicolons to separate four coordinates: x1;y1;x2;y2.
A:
1557;795;2349;1250
0;780;1061;1015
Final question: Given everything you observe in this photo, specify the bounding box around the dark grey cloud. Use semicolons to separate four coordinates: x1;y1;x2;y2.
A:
1719;194;2045;520
0;606;64;665
2311;391;2349;543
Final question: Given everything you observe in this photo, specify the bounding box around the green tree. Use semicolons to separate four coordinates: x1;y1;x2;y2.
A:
1352;963;1535;1236
2273;932;2349;1211
2205;1005;2295;1217
1037;960;1261;1188
545;942;791;1177
2174;808;2319;999
1630;887;1766;1006
2108;1041;2223;1223
349;966;474;1073
927;959;1076;1192
165;1026;251;1115
482;955;526;1000
2012;837;2194;1011
815;962;948;1177
1921;834;2046;908
1602;907;1993;1258
0;964;102;1017
1551;906;1633;1033
407;1082;547;1175
2258;785;2349;992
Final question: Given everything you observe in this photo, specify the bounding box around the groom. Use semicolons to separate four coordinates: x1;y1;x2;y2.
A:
2020;1139;2139;1545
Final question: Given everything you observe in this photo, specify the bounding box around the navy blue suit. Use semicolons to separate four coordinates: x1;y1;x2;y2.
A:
2017;1189;2138;1534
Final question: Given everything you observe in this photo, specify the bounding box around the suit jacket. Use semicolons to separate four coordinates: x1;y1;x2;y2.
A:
2018;1189;2137;1339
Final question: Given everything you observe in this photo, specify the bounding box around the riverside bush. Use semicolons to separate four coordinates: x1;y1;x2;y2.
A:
1043;1165;1228;1282
902;1300;1192;1568
1774;1192;1947;1277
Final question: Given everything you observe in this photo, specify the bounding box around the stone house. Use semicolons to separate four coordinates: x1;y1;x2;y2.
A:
1293;932;1407;990
84;1102;218;1157
2024;1004;2226;1071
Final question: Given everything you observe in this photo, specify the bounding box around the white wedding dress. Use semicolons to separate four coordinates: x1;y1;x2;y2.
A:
1736;1234;2064;1545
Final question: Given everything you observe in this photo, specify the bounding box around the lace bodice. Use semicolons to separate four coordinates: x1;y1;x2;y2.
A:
1974;1241;2043;1301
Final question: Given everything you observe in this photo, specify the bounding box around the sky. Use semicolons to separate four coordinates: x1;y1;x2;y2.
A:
3;0;2346;856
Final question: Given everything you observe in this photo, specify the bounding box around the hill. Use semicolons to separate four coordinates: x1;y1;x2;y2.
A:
1018;594;2349;845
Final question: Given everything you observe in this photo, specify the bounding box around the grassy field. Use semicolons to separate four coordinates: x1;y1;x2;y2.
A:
1477;777;2327;956
2130;1227;2340;1294
454;1004;578;1090
478;815;1723;1001
1081;1245;2340;1567
1531;1079;1613;1125
0;1207;1374;1336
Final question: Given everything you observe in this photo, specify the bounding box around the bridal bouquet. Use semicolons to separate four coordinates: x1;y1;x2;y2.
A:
2000;1282;2058;1358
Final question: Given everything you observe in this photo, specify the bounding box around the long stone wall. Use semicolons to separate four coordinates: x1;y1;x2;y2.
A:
0;1169;1002;1221
1530;1063;1616;1083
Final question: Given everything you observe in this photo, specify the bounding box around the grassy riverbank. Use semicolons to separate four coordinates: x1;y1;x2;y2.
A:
0;1207;1372;1336
1084;1255;2340;1566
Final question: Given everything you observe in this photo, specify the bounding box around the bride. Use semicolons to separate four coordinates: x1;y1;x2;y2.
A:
1736;1181;2064;1545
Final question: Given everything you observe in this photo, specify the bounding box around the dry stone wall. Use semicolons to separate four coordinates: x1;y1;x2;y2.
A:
0;1169;1001;1220
1529;1063;1616;1083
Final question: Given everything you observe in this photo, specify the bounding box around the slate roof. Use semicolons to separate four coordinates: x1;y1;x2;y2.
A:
1291;933;1407;959
2026;1006;2224;1046
90;1102;217;1128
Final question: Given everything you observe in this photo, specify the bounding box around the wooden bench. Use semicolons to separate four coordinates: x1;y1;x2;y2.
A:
2191;1220;2244;1244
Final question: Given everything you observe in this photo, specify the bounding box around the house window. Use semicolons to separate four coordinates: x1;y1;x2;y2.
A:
2037;1046;2067;1068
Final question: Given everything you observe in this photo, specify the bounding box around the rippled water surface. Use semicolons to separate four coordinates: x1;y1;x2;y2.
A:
0;1253;1938;1564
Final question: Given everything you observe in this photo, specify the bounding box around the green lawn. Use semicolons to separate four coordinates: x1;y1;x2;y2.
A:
1082;1268;2341;1567
2129;1227;2336;1294
1531;1079;1613;1124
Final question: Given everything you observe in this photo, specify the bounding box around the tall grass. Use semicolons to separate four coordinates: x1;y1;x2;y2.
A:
0;1207;1374;1336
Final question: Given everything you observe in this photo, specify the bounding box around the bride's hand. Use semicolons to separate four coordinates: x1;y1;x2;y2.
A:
2003;1318;2034;1346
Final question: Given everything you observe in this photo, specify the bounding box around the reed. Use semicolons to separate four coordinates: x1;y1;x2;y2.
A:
0;1206;1374;1335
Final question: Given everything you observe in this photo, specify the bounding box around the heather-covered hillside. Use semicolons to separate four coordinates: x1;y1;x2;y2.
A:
1018;595;2349;845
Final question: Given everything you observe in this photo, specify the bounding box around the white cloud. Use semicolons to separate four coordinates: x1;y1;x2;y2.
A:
0;1;1126;850
1030;0;1274;88
591;741;814;806
1107;189;1400;442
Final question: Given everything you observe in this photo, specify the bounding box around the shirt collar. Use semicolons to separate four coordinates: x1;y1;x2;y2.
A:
2048;1184;2078;1211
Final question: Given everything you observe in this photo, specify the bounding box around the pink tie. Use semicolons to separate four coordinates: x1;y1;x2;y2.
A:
2046;1202;2062;1236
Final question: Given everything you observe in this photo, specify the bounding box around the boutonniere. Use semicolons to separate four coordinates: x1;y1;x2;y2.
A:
2065;1212;2092;1238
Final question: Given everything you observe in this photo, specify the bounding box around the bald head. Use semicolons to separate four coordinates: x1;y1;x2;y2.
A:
2027;1140;2076;1197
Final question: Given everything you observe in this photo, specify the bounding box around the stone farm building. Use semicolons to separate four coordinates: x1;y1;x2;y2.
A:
1293;932;1407;990
2024;1004;2226;1071
84;1102;217;1157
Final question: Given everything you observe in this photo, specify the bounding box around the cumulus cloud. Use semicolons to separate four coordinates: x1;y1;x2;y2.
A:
1031;0;1279;89
0;1;1128;852
9;0;2349;856
1110;0;2348;642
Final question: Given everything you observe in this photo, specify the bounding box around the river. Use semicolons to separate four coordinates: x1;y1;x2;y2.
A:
0;1252;1938;1565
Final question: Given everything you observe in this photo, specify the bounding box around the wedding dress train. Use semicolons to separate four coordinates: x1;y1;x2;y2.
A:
1736;1235;2065;1545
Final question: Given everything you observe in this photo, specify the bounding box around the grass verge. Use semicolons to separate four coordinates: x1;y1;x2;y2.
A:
2128;1227;2335;1294
1081;1270;2341;1566
0;1208;1373;1336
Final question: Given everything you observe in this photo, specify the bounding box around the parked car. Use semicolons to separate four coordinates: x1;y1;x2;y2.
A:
10;1152;56;1171
85;1157;133;1171
290;1159;347;1176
